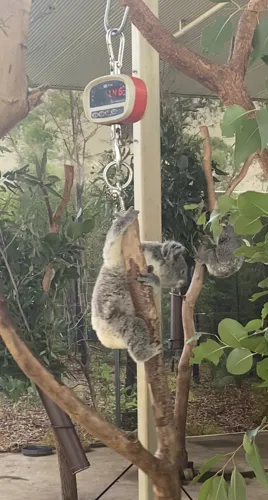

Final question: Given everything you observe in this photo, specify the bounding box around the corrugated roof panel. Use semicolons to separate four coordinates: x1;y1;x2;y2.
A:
26;0;268;97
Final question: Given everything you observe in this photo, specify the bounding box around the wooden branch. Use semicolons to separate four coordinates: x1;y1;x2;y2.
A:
0;1;47;139
0;289;170;490
225;153;256;196
120;0;222;92
229;0;268;77
200;126;217;211
42;164;74;291
122;221;177;466
174;262;205;467
50;164;74;232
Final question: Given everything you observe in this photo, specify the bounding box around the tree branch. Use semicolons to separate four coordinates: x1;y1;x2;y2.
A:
229;0;268;77
174;125;214;470
122;220;178;468
0;1;47;139
225;153;256;196
120;0;222;92
200;126;217;211
0;288;171;490
50;164;74;232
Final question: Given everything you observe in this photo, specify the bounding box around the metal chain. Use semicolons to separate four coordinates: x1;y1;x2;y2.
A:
102;0;132;213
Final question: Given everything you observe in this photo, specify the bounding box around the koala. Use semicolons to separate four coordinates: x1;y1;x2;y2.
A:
198;224;244;278
91;207;188;363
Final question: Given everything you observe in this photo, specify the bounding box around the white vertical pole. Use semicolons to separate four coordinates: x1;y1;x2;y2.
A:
131;2;161;499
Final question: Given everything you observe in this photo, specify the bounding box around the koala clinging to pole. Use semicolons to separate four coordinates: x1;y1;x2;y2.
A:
198;224;244;278
91;207;188;363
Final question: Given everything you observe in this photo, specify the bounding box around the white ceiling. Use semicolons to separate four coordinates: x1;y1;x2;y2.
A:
26;0;268;99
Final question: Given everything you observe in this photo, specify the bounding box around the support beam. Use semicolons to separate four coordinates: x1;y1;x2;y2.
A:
131;2;161;499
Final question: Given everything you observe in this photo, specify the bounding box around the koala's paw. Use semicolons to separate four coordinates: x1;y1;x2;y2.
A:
113;206;139;235
133;342;162;363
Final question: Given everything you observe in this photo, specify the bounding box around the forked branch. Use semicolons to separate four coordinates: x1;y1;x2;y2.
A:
0;289;168;489
225;153;256;196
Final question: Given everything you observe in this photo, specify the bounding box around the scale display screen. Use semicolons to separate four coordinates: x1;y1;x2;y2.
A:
90;80;126;108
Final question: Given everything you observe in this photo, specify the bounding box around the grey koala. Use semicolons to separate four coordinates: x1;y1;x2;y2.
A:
91;206;188;363
198;224;244;278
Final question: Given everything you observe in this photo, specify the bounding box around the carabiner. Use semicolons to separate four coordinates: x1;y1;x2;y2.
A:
106;29;125;74
104;0;129;35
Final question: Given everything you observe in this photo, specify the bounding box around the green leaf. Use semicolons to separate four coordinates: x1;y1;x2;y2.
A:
256;108;268;150
218;318;247;348
201;16;233;55
234;215;262;236
192;454;225;484
217;195;235;215
47;175;60;183
262;55;268;66
246;442;268;489
259;277;268;288
44;233;60;247
81;218;95;234
198;477;214;500
256;358;268;381
226;348;253;375
250;290;268;302
238;191;268;218
243;433;254;454
251;19;268;64
191;339;224;366
197;212;206;227
262;302;268;323
245;319;262;332
211;218;223;244
229;469;246;500
221;105;247;137
184;203;199;210
240;336;268;355
211;475;228;500
234;118;261;166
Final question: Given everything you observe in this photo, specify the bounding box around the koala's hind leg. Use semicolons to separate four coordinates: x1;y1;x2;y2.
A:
103;207;139;267
111;314;162;363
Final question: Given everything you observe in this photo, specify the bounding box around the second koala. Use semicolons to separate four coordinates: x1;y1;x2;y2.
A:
199;224;244;278
91;207;187;363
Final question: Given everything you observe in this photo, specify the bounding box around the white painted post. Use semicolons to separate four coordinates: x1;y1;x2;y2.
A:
131;2;161;499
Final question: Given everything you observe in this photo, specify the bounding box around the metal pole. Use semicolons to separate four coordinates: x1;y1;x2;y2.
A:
132;2;161;498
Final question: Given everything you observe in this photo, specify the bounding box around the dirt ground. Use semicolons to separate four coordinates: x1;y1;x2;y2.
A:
1;434;268;500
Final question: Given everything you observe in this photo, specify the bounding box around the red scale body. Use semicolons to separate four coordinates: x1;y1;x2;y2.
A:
83;74;147;125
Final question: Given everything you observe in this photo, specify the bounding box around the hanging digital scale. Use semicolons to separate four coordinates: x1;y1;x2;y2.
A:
83;74;147;125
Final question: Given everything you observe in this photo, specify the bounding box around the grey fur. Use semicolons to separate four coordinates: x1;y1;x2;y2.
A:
91;207;188;363
200;225;244;278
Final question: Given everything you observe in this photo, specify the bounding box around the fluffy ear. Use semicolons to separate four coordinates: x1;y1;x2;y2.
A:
162;241;185;260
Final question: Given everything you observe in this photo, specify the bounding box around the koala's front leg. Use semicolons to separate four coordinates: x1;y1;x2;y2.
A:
137;266;160;295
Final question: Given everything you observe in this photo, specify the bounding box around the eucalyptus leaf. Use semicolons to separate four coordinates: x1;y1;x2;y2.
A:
250;290;268;302
184;203;200;210
229;468;246;500
234;118;261;166
218;318;247;347
234;215;262;236
198;477;214;500
245;319;262;332
44;233;60;248
238;191;268;218
201;16;233;55
256;108;268;150
217;195;235;215
246;442;268;489
192;454;225;484
258;277;268;289
251;19;268;64
256;358;268;381
226;348;253;375
262;302;268;323
191;339;224;365
221;105;247;137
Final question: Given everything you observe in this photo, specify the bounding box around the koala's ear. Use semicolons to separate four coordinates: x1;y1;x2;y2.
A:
162;241;185;260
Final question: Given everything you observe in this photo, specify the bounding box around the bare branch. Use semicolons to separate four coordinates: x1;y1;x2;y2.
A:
50;164;74;232
200;126;217;211
229;0;268;77
122;219;177;468
0;289;169;488
225;153;256;196
120;0;221;92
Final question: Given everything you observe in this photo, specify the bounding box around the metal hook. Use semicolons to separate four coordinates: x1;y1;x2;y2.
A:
104;0;129;35
106;30;125;74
